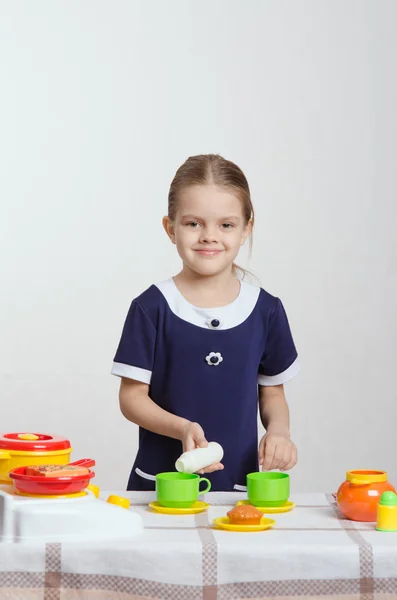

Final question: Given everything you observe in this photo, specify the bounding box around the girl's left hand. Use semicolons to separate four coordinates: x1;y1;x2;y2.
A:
258;433;297;471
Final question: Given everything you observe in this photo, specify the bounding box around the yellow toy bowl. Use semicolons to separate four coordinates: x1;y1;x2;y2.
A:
0;432;72;483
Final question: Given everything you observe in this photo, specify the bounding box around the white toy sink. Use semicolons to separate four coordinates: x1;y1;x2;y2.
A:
0;485;143;542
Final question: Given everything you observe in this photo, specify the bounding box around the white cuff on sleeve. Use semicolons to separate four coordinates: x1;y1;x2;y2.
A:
258;357;300;386
111;362;152;384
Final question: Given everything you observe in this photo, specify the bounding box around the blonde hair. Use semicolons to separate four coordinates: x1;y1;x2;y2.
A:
168;154;254;276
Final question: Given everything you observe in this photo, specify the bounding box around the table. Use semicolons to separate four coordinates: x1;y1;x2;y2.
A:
1;491;397;599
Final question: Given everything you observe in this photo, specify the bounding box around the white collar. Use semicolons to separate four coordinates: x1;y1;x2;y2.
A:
155;278;260;330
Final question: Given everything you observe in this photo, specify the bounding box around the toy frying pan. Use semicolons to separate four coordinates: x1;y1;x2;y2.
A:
9;458;95;495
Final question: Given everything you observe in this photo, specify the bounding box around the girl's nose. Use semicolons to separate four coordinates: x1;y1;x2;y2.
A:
199;228;219;243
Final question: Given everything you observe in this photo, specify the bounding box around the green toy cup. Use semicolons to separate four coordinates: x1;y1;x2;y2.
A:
247;472;290;507
156;472;211;508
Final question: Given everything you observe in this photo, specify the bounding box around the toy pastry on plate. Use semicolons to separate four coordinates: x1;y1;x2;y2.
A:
227;504;263;525
213;504;275;532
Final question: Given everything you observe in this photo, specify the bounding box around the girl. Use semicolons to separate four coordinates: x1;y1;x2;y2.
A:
112;154;299;491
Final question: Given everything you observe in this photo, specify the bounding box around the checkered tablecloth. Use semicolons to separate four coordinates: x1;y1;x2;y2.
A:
1;491;397;599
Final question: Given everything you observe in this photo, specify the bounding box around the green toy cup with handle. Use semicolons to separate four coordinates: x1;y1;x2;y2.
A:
156;472;211;508
247;472;290;507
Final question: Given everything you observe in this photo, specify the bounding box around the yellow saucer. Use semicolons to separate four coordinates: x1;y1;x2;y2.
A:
149;501;209;515
236;499;296;514
213;516;275;532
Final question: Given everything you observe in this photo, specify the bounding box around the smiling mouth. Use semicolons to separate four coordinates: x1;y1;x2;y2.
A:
194;249;223;256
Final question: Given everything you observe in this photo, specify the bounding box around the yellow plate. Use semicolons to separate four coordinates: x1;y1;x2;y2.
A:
15;490;87;499
149;501;209;515
236;499;296;514
213;516;275;532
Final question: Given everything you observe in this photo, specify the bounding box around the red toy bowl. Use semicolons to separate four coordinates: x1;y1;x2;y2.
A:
9;458;95;495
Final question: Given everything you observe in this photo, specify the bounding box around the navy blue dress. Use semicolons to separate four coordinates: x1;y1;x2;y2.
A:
112;278;299;491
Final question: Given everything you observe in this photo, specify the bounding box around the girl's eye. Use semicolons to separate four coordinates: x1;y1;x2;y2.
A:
221;223;233;229
187;222;199;228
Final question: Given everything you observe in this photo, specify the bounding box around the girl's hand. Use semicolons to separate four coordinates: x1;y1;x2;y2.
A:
258;432;297;471
181;421;224;474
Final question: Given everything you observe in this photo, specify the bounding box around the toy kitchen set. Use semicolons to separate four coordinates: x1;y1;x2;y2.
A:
0;432;143;543
1;431;396;544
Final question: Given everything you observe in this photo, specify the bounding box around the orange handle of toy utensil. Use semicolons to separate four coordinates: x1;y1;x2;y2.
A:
350;478;371;486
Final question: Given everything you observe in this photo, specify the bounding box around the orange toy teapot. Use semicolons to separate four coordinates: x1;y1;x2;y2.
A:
337;470;396;522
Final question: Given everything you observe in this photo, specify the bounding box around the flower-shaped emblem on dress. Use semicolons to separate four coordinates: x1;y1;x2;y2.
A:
205;352;223;366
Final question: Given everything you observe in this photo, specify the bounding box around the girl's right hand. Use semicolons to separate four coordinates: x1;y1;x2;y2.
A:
180;421;224;474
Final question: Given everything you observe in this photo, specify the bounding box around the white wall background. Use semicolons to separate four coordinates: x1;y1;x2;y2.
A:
1;0;396;493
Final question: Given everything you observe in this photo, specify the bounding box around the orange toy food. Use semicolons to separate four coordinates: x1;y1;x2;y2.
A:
26;465;89;478
337;470;396;522
227;504;263;525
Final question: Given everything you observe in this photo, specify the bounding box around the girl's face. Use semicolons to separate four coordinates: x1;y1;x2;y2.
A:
163;184;251;277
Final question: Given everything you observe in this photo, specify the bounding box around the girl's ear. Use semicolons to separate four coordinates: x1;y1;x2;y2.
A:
240;219;253;246
162;216;176;244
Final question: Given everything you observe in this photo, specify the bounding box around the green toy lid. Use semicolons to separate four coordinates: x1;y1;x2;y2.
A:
379;491;397;506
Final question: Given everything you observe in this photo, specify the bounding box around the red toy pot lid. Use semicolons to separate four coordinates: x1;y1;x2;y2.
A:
0;433;71;452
